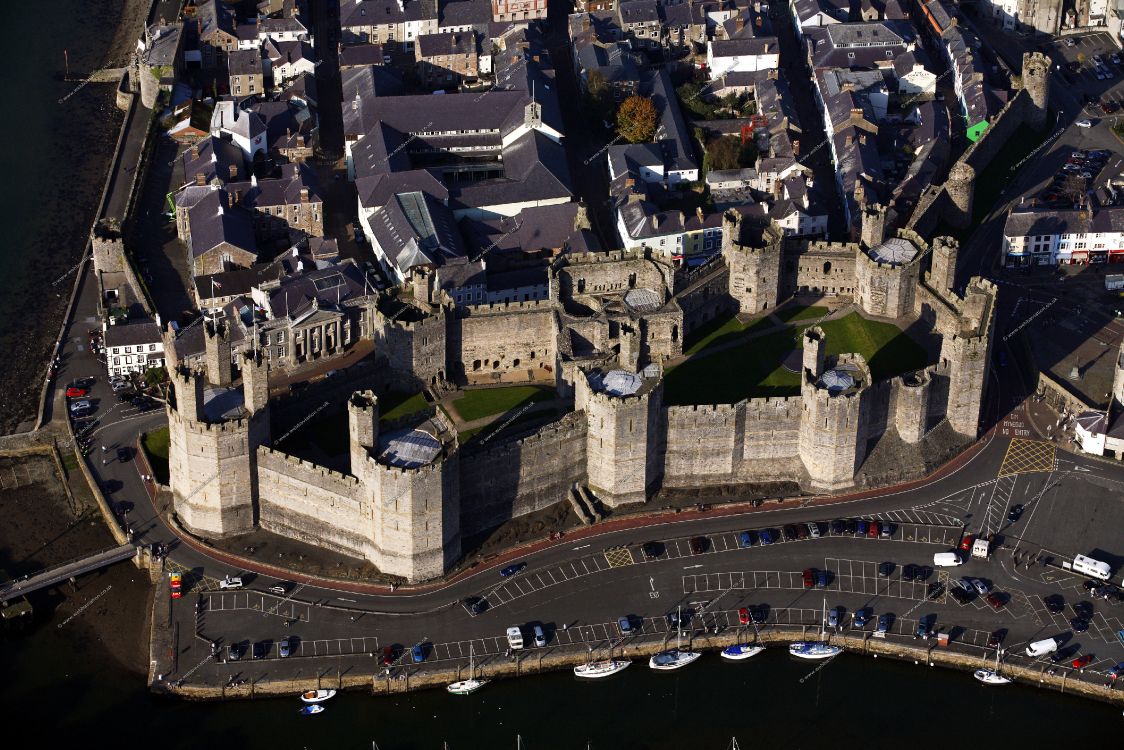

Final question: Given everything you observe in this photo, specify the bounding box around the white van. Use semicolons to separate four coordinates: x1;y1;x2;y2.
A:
1072;554;1111;581
1026;637;1058;657
933;551;963;567
506;626;524;650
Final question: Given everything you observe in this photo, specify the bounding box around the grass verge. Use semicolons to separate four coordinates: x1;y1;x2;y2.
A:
453;386;554;423
142;427;170;485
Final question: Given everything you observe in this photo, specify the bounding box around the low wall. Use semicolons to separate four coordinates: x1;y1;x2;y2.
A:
459;411;588;535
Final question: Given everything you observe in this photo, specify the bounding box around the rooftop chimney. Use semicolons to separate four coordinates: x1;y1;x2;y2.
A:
228;164;238;179
196;172;206;186
191;145;199;159
696;206;704;221
300;188;309;203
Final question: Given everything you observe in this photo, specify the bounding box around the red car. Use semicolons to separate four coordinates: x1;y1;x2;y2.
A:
66;387;88;398
802;569;814;589
867;521;880;538
1072;654;1094;669
986;592;1004;610
381;645;397;666
738;607;750;625
959;534;975;552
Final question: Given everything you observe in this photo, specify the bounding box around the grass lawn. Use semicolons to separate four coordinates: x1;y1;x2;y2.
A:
142;427;170;484
379;391;430;424
775;304;829;323
453;385;554;423
459;408;562;445
664;312;930;406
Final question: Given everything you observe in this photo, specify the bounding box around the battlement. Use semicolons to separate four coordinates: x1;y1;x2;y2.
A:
365;448;453;477
458;297;556;315
167;404;252;435
805;239;861;256
258;445;360;490
557;247;656;268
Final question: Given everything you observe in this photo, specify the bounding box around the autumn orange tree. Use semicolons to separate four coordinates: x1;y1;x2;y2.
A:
616;95;658;143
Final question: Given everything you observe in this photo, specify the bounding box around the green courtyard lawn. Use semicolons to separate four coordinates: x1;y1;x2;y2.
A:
459;407;562;445
664;312;930;406
774;304;829;324
453;385;555;423
142;427;170;484
379;391;430;424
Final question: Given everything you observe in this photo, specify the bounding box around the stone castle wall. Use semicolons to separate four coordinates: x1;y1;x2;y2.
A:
459;411;588;534
451;301;558;381
784;241;859;299
257;447;371;559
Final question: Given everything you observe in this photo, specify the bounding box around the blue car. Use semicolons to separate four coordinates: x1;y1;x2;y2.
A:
856;520;869;536
815;570;828;588
412;644;425;663
500;562;526;578
759;529;774;545
738;531;756;548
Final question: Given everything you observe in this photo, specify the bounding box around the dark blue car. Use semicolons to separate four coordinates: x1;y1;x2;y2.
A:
759;529;774;545
500;562;526;578
856;520;869;536
738;531;756;548
412;644;426;663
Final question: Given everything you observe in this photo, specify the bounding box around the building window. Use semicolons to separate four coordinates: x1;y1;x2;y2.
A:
124;346;131;354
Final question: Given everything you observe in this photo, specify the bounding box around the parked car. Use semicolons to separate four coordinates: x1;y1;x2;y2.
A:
844;519;857;534
1072;654;1094;669
116;447;130;463
806;522;821;539
1107;663;1123;680
618;616;634;634
68;399;92;414
1045;595;1065;613
853;609;870;628
830;519;845;535
867;521;880;538
758;529;775;545
751;605;768;625
928;582;945;600
738;531;756;548
802;568;815;589
877;614;890;634
381;645;398;666
878;562;894;578
689;536;708;554
412;644;426;663
1071;618;1089;633
795;524;809;540
828;607;841;629
880;522;894;539
815;569;828;588
278;638;291;658
972;579;991;595
987;630;1005;649
901;564;917;582
228;642;245;661
219;576;243;590
959;534;975;552
1076;119;1093;128
268;583;292;596
642;541;665;559
986;592;1005;610
65;387;88;398
500;562;526;577
252;641;266;660
783;525;799;541
856;520;869;536
1074;601;1094;619
739;607;751;626
953;578;974;593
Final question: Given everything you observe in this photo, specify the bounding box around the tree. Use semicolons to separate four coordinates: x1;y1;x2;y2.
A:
617;95;659;144
706;136;743;170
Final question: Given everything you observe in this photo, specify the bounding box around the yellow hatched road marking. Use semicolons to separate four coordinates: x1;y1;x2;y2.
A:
998;438;1055;476
604;548;634;568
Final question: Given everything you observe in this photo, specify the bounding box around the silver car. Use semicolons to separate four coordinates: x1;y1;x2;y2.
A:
954;577;974;593
972;578;990;595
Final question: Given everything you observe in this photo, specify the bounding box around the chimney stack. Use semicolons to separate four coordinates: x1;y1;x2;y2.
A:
191;144;200;159
196;172;205;186
300;188;309;203
228;164;238;180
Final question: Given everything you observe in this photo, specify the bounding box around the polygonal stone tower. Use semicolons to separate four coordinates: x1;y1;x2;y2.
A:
928;236;959;296
723;210;782;314
1021;52;1050;132
577;367;665;508
798;331;871;491
893;368;933;443
946;163;975;230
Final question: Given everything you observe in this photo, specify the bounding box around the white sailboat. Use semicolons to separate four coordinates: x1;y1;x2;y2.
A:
300;689;336;703
574;653;632;678
974;646;1012;685
721;643;765;661
649;606;702;671
789;597;842;660
447;643;488;695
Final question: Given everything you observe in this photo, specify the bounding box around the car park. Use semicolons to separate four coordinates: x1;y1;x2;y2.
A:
169;572;182;599
738;531;756;548
500;562;526;577
1072;654;1094;669
689;536;708;554
802;568;814;588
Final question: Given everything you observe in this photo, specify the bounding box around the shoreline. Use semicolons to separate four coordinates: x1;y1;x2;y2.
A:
156;626;1124;707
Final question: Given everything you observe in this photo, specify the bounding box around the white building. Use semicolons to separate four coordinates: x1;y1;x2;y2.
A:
210;101;268;161
1002;205;1124;266
706;37;780;78
104;321;165;378
981;0;1021;30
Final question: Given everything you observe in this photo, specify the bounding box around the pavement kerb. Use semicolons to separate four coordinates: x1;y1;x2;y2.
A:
156;428;994;600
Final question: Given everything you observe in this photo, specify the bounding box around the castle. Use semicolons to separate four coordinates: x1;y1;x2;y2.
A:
166;210;995;582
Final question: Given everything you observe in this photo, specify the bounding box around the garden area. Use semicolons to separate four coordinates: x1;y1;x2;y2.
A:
664;311;930;406
452;385;556;423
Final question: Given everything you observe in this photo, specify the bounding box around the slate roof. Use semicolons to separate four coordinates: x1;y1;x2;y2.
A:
226;162;322;210
367;190;467;276
342;66;406;137
449;130;573;211
251;100;317;151
182;135;247;186
339;43;386;69
341;0;437;28
711;37;778;58
435;258;486;290
187;190;257;259
211;101;267;142
265;261;369;320
438;0;492;28
460;202;600;257
227;49;264;76
258;16;308;36
265;39;314;67
143;25;182;68
197;0;236;40
643;67;699;173
417;31;475;57
618;0;660;25
1004;208;1095;237
104;320;163;348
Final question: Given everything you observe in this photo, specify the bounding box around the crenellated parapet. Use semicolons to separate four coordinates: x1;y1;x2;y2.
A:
892;367;935;443
723;211;784;313
798;334;872;490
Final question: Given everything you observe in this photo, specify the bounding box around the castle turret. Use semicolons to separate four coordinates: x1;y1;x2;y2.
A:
803;326;825;380
348;390;379;475
242;350;270;415
939;279;996;437
856;233;921;319
928;236;959;296
577;368;664;507
169;366;204;421
723;211;782;314
893;368;932;443
1021;51;1050;131
204;320;232;387
860;203;886;250
945;163;974;230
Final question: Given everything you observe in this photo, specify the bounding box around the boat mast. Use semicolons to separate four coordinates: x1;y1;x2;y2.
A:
821;597;827;639
676;605;682;652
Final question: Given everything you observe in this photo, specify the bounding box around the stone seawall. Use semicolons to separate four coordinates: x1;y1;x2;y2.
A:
158;628;1124;707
